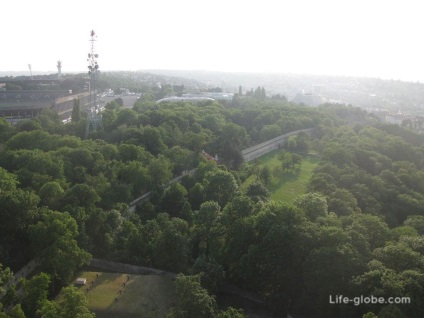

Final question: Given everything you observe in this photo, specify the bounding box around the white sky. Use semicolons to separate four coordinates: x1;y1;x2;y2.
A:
1;0;424;82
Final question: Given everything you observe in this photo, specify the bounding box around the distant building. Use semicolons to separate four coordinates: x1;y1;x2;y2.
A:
157;96;215;103
0;86;93;124
0;75;108;122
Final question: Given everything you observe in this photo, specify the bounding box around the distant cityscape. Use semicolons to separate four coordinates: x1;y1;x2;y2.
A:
1;71;424;135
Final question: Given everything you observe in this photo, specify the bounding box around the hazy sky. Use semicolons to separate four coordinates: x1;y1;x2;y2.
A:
2;0;423;82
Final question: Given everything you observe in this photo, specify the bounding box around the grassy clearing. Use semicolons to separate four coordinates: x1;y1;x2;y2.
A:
243;150;320;203
74;271;175;318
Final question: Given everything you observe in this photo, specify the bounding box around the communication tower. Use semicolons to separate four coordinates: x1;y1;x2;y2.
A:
57;60;62;79
28;64;33;80
85;30;103;137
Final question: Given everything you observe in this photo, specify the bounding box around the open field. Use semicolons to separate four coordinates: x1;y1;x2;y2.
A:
74;271;175;318
243;150;320;203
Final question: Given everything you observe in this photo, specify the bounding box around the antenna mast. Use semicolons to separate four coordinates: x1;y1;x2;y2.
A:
28;64;33;80
87;30;99;110
85;30;103;137
57;60;62;79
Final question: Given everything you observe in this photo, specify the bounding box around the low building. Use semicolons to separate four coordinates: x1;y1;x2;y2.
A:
0;89;93;124
75;278;87;285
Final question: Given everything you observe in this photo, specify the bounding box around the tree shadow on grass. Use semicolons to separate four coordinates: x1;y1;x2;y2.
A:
269;169;301;194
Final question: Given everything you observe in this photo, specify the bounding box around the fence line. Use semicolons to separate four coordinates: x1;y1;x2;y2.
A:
89;258;177;279
241;128;314;162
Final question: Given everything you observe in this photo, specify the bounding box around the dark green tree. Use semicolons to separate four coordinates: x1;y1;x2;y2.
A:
8;304;26;318
217;307;246;318
167;274;217;318
21;273;51;317
294;192;328;221
203;170;239;207
71;99;81;123
28;210;91;284
161;183;188;218
191;255;225;293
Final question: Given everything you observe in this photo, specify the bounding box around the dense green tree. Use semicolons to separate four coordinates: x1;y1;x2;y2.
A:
160;183;188;218
115;108;138;127
71;99;81;123
295;131;310;151
253;86;266;99
372;243;423;272
188;182;206;211
279;151;293;170
118;143;142;162
294;192;328;221
259;124;281;141
21;273;51;317
299;222;366;316
194;201;221;258
150;214;190;272
140;126;167;155
346;214;390;251
165;146;195;175
44;286;94;318
0;188;40;265
118;161;150;196
286;135;297;150
8;304;26;318
221;196;254;223
63;183;100;208
217;307;246;318
291;153;303;168
217;123;247;168
0;264;12;298
191;255;225;293
240;202;308;316
203;170;239;207
182;131;211;152
0;167;19;192
245;182;269;202
5;130;52;151
404;215;424;235
17;119;42;132
38;181;64;210
258;166;271;186
147;156;173;189
28;210;91;284
167;274;217;318
328;188;360;216
0;118;15;142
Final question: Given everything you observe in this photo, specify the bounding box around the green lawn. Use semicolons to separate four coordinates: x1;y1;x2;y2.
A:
74;271;175;318
243;150;320;203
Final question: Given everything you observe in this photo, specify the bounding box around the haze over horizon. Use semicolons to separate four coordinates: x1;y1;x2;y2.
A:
2;0;424;83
